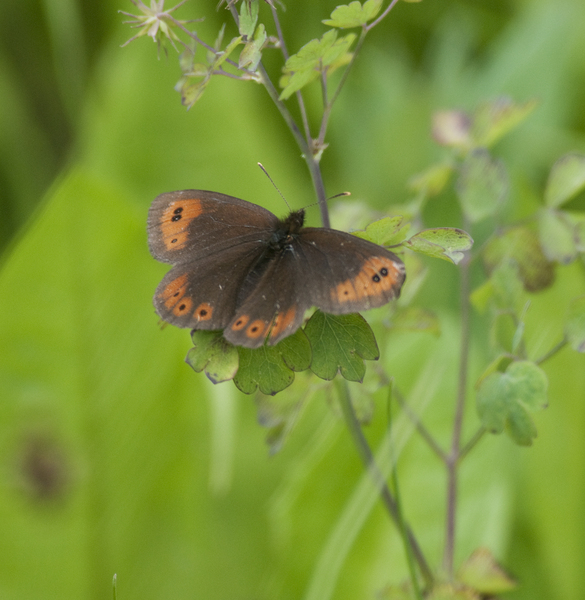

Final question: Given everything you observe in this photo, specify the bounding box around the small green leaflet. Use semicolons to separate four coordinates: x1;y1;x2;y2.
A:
352;215;409;246
544;152;585;208
186;331;239;384
322;0;383;28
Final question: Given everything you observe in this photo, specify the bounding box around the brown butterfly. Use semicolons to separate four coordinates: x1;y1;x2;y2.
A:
147;190;405;348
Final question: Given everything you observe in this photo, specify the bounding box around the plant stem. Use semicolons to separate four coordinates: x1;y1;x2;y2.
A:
443;240;472;577
337;380;434;588
535;338;568;365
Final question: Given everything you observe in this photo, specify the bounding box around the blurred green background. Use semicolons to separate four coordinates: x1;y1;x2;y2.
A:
1;0;584;599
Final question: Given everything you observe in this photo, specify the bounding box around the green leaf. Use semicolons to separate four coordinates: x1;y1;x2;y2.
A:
352;215;410;246
279;30;356;99
239;0;259;38
565;295;585;353
457;548;517;594
233;329;312;395
304;312;379;382
186;331;239;384
482;226;555;292
322;0;383;28
537;208;578;264
476;361;548;446
456;148;509;222
544;152;585;208
239;23;266;70
471;97;538;148
489;260;525;314
404;228;473;264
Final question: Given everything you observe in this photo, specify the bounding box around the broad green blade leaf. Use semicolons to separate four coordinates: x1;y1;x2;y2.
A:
404;228;473;264
482;226;555;292
471;97;538;148
352;215;409;246
304;312;379;382
431;110;472;149
408;162;454;197
537;208;578;264
391;307;440;336
565;295;585;352
476;360;548;446
322;0;383;28
544;152;585;208
234;329;311;395
186;331;239;384
457;548;517;594
239;0;259;38
456;148;509;223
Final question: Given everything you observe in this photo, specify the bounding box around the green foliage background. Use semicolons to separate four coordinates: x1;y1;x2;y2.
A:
1;0;584;599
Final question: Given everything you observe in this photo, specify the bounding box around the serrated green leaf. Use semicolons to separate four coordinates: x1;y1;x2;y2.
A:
239;0;259;38
322;0;383;28
476;360;548;446
408;162;454;196
471;97;538;148
279;30;356;99
457;548;517;594
482;226;555;292
456;148;509;222
185;330;239;384
537;208;578;264
352;216;409;246
304;312;378;382
233;329;311;395
544;152;585;208
404;228;473;264
565;295;585;352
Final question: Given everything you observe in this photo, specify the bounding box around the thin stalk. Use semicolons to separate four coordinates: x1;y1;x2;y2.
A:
459;426;485;461
535;338;568;365
443;241;472;577
337;380;434;587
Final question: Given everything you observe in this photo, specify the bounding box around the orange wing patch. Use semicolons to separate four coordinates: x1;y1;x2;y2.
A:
161;198;203;251
245;319;268;340
269;307;297;341
332;256;403;304
194;302;213;322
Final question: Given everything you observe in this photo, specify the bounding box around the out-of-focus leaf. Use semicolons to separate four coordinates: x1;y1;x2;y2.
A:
392;307;440;336
544;152;585;208
457;548;517;594
408;162;454;197
471;97;538;148
537;208;578;264
352;215;409;246
432;110;472;149
456;148;509;223
482;226;555;292
565;295;585;353
476;360;548;446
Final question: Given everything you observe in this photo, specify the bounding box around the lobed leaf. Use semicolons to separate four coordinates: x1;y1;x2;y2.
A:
405;228;473;264
304;312;379;382
322;0;383;28
234;329;312;395
476;360;548;446
352;215;409;246
239;0;259;38
186;330;239;384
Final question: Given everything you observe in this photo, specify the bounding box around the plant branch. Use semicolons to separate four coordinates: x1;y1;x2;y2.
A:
366;0;401;32
535;338;568;365
443;232;472;578
336;380;434;588
459;426;485;461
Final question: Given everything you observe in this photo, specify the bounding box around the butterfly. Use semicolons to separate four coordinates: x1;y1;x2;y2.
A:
147;190;406;348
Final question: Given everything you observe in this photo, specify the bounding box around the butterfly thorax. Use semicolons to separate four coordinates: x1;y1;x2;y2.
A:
268;209;305;250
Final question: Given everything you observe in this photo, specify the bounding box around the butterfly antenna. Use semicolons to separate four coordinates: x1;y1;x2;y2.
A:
258;163;291;210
